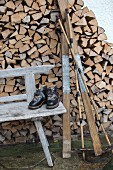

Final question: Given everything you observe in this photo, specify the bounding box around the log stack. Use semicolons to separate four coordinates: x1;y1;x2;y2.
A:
0;0;113;144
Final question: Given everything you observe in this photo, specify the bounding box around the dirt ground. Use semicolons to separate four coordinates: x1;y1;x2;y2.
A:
0;137;112;170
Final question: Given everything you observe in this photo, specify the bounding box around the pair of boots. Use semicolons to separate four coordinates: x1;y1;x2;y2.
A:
28;86;59;109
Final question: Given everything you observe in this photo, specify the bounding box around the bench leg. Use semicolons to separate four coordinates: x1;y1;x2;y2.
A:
34;120;53;167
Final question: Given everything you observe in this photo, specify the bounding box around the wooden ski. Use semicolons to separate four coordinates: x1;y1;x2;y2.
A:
76;54;112;153
66;8;85;160
57;2;102;156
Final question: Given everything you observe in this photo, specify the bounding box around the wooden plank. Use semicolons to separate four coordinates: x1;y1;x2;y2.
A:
34;120;53;167
62;54;71;158
25;73;36;103
77;55;102;156
0;65;54;78
57;0;71;158
0;94;27;103
0;102;66;123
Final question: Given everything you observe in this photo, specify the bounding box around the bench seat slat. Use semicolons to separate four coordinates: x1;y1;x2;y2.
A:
0;102;66;123
0;65;54;78
0;94;27;103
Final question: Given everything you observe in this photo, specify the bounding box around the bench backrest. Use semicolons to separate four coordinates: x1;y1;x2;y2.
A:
0;65;54;103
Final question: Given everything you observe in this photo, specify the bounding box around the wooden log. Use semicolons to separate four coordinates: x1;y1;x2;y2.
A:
32;2;39;10
1;29;13;39
98;26;105;35
11;13;21;23
94;55;103;63
98;33;107;41
0;6;7;13
32;13;42;20
5;1;15;10
84;58;94;67
95;63;103;75
38;45;49;53
24;0;33;7
75;17;87;26
27;46;37;55
19;44;30;53
71;13;80;23
76;0;84;6
1;14;9;22
88;19;98;26
93;45;103;54
15;4;24;12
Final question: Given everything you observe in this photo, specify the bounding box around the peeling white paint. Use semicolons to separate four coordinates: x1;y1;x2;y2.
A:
83;0;113;43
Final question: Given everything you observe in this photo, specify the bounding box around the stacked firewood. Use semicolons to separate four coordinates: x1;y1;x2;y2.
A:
67;1;113;133
0;0;113;144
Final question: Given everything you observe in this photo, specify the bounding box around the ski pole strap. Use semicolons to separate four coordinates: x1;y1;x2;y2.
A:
76;91;80;98
65;8;69;14
78;68;82;73
74;64;77;70
98;120;101;124
79;118;83;124
88;92;91;97
68;44;72;49
70;38;73;44
62;17;66;23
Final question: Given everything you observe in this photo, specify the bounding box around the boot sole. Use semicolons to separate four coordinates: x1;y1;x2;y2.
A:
46;102;59;109
28;100;46;110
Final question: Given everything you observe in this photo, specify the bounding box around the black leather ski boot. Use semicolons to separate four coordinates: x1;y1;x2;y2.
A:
28;86;47;109
46;86;59;109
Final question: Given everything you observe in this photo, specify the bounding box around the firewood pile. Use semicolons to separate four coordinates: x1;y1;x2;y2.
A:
0;0;113;144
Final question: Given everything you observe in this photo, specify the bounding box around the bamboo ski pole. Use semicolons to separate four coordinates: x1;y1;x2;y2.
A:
57;16;103;156
75;68;85;160
74;49;112;149
66;9;85;160
65;8;73;49
57;17;88;93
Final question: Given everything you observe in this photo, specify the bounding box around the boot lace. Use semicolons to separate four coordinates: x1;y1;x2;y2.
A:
33;90;42;100
47;89;54;97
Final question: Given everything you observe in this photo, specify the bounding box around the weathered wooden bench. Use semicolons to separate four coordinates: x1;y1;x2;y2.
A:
0;65;66;167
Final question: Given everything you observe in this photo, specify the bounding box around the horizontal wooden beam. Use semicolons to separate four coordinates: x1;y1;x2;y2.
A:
0;65;54;78
0;94;27;103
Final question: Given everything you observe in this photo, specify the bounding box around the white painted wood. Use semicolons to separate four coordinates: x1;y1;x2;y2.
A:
25;73;36;102
0;65;66;167
34;120;53;167
0;65;54;78
0;102;66;123
0;94;27;103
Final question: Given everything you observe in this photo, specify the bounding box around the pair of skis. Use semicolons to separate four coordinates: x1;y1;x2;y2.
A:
57;0;112;159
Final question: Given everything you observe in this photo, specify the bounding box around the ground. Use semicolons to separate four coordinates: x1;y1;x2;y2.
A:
0;136;112;170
